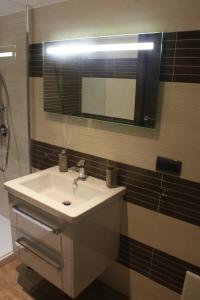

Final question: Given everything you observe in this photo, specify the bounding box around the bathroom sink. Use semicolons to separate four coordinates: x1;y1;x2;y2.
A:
4;166;126;223
21;172;103;204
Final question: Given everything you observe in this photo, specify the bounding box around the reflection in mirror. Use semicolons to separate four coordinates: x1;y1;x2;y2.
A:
44;33;162;128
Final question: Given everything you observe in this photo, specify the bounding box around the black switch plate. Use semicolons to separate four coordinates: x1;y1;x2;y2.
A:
156;156;182;176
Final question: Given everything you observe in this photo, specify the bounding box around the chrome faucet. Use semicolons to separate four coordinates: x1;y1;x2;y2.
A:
77;159;87;180
73;159;87;189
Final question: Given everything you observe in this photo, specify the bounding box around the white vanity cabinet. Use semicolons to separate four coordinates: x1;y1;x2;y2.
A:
9;192;123;298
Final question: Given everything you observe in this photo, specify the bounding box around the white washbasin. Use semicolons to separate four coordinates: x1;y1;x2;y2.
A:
4;166;126;223
22;172;103;205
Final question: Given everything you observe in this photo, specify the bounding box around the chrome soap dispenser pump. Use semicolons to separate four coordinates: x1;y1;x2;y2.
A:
58;149;68;172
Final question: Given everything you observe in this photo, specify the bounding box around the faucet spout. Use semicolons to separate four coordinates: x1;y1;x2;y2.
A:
76;159;87;180
72;159;87;189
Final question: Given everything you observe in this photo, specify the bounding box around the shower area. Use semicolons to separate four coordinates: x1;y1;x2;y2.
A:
0;1;30;263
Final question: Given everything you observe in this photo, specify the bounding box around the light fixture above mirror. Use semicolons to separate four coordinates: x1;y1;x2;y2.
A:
46;42;154;57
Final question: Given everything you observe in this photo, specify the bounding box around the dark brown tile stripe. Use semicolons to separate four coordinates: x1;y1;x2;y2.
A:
119;235;200;294
159;74;173;82
81;58;137;79
43;56;81;115
108;160;162;212
160;30;200;83
31;140;61;169
163;32;177;41
29;30;200;84
150;249;200;293
67;149;107;180
118;235;152;277
177;30;200;40
31;140;107;180
172;75;200;84
160;174;200;226
31;139;200;227
29;43;43;77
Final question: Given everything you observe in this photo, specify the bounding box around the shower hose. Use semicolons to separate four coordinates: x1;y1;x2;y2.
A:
0;72;10;176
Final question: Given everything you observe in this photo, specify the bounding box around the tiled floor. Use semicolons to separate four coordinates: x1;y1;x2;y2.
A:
0;259;128;300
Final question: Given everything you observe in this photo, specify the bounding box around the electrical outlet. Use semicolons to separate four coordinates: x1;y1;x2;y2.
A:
156;156;182;176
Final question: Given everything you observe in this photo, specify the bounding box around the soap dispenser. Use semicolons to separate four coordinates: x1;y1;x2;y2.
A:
58;149;68;172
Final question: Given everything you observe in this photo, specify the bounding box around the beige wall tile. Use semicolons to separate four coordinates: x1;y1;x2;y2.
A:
32;0;200;43
121;203;200;267
121;203;159;249
156;213;200;267
100;262;180;300
31;78;200;183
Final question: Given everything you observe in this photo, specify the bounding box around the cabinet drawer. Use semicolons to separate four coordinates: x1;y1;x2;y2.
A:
11;205;61;254
16;236;63;289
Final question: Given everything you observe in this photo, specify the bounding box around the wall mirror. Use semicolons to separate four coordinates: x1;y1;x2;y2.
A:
43;32;162;128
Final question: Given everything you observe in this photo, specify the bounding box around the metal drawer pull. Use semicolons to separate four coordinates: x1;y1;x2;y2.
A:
12;207;60;234
15;238;63;271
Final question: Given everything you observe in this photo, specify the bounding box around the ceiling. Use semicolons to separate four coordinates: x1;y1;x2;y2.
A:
0;0;68;16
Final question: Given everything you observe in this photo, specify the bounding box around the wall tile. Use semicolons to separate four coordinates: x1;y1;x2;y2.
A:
160;174;200;226
29;43;43;77
100;262;180;300
160;30;200;83
121;203;159;249
31;139;200;228
108;159;162;212
118;235;153;277
119;235;200;294
150;249;200;293
121;203;200;267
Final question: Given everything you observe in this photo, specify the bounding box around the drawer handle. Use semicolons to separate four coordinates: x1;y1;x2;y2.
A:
12;207;60;234
15;238;63;271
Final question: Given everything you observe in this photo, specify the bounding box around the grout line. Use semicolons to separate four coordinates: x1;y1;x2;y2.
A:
158;173;164;213
172;32;178;82
148;248;155;278
106;159;109;168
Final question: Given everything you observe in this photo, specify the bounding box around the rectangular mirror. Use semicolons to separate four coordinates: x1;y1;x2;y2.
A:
44;32;162;128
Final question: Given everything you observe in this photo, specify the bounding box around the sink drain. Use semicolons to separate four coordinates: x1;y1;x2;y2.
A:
62;201;71;206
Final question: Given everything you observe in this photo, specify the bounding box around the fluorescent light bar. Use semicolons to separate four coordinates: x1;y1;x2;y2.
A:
46;42;154;56
0;52;13;58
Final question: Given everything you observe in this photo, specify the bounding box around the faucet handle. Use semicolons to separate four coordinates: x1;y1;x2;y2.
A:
77;159;85;168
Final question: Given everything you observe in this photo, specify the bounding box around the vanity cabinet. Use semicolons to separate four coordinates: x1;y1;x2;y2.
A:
8;192;122;298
